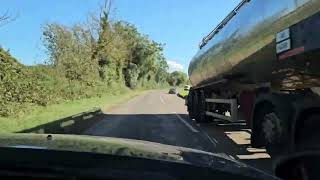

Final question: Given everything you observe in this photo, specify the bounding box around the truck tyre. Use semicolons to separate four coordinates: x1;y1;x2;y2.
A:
296;114;320;151
193;92;201;121
193;91;209;123
187;92;195;119
253;102;290;156
199;90;210;123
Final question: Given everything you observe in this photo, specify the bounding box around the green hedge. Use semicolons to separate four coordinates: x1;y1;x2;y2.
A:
0;48;129;117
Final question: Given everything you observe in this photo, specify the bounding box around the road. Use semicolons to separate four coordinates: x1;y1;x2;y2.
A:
84;90;272;173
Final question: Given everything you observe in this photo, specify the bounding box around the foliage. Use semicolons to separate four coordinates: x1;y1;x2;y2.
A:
124;63;140;89
0;88;147;133
43;24;99;82
0;10;17;27
167;71;188;87
0;49;53;116
0;7;175;117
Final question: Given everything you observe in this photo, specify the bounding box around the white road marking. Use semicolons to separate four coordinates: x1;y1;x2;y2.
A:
159;95;165;104
173;112;199;133
196;124;218;146
229;155;236;160
203;130;218;146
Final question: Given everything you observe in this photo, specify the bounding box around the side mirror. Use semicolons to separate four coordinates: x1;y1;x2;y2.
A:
275;151;320;180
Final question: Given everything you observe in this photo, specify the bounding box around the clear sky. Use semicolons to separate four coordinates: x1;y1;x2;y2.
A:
0;0;240;72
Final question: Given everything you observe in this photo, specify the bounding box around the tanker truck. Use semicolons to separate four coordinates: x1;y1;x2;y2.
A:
187;0;320;155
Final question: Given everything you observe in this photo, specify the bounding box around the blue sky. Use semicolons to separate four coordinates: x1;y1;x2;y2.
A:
0;0;240;72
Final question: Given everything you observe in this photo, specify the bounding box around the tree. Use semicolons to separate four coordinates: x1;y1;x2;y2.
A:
124;63;140;88
42;23;99;81
43;0;170;89
92;0;117;82
0;10;17;27
0;12;10;22
168;71;188;86
1;1;178;117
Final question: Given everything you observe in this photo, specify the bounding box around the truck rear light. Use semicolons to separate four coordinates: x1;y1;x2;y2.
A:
278;46;305;60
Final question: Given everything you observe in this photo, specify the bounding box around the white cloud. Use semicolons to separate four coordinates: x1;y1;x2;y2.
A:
167;60;184;72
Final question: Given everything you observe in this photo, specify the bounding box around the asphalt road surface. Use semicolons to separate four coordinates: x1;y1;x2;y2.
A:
84;90;272;173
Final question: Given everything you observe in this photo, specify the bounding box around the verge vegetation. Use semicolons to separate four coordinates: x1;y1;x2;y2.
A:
0;5;188;131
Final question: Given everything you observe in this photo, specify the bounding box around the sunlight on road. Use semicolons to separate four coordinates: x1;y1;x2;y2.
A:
225;131;250;145
225;130;271;160
237;153;271;160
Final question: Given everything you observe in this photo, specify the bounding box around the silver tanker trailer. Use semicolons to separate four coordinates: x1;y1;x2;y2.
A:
187;0;320;156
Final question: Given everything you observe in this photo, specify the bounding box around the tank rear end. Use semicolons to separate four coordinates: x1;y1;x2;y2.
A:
273;11;320;90
188;0;320;91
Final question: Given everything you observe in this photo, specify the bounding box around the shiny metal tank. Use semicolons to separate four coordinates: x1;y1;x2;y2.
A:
189;0;320;89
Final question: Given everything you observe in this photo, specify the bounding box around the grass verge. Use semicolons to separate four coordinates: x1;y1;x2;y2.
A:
0;89;149;133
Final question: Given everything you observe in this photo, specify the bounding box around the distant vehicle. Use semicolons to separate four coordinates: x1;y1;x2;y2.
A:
169;87;177;94
187;0;320;157
184;85;191;91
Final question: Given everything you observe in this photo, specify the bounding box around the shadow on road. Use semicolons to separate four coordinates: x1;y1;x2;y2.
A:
186;114;273;173
85;113;273;173
83;113;217;153
19;111;273;173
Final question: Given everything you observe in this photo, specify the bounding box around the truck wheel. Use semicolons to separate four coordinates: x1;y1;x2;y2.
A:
296;114;320;151
254;103;289;156
198;91;210;123
193;92;201;121
193;91;208;123
187;92;195;119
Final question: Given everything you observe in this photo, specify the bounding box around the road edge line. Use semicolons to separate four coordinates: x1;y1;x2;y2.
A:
202;130;218;146
173;112;199;133
159;95;166;104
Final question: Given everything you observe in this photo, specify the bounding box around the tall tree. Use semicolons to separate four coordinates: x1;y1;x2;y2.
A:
93;0;115;81
43;23;99;81
168;71;188;86
0;10;17;27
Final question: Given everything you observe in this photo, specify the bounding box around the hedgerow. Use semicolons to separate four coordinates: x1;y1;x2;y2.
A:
0;10;187;117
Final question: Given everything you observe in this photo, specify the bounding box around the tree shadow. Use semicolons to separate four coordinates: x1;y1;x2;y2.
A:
18;109;103;134
82;113;218;153
18;111;273;173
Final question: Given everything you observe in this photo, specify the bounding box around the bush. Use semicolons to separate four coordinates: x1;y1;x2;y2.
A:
124;63;140;89
0;12;173;117
0;48;122;117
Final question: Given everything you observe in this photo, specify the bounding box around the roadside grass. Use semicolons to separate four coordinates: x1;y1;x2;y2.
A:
0;89;149;133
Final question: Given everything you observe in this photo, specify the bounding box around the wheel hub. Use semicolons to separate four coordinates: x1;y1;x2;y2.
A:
262;112;282;144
